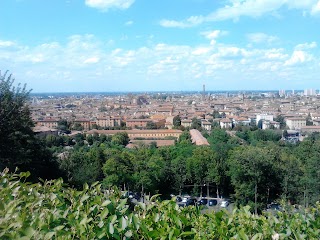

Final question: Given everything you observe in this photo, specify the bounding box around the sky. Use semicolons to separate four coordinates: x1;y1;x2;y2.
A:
1;0;320;92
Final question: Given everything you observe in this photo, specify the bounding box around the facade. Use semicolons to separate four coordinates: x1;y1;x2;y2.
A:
256;114;273;125
73;119;91;130
36;118;59;128
181;119;192;128
86;129;182;139
96;116;121;128
262;120;280;130
126;119;153;128
220;119;232;129
201;120;212;131
286;118;306;130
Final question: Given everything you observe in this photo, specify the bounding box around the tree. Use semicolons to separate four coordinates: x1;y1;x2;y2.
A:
275;115;286;129
111;132;130;146
306;113;313;126
228;146;282;213
173;115;181;127
146;121;157;129
57;119;70;133
0;71;58;180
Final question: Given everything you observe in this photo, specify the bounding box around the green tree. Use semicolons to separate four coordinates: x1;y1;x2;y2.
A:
111;132;130;146
146;121;157;129
228;146;282;213
57;119;70;133
0;71;58;180
275;115;286;129
72;122;84;131
173;115;181;127
306;113;313;126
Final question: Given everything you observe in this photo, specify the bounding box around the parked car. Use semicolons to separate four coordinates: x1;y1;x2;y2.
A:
198;198;208;205
220;200;229;208
186;198;198;206
208;199;218;206
266;203;282;212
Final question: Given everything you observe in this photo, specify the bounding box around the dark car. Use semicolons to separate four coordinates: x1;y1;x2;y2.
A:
208;199;218;206
198;198;208;205
266;203;282;212
186;198;198;206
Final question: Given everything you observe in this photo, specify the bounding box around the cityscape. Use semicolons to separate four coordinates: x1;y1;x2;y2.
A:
32;87;320;144
2;0;320;238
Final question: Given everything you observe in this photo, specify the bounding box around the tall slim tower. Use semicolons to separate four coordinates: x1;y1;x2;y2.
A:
202;84;205;100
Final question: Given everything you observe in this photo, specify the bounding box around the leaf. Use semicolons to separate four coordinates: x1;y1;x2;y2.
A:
100;208;109;219
120;216;128;230
101;200;111;207
125;230;133;238
44;232;55;240
238;229;249;240
109;223;114;235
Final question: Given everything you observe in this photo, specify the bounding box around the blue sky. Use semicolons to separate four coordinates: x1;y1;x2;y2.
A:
1;0;320;92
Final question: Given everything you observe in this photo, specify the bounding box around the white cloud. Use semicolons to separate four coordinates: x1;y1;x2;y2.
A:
84;57;100;64
295;42;317;50
247;33;278;44
0;40;15;47
284;50;313;66
85;0;135;11
1;35;319;91
159;16;204;28
125;20;133;26
160;0;320;28
311;0;320;14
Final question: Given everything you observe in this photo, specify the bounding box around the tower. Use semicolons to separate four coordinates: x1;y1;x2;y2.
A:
202;84;205;100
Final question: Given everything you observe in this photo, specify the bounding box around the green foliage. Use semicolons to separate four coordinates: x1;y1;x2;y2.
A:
146;121;157;129
111;132;130;146
275;115;287;129
173;115;181;127
57;119;70;133
228;146;283;212
2;171;320;239
0;71;58;180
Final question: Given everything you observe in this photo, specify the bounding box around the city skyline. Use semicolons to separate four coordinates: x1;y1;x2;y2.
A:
1;0;320;92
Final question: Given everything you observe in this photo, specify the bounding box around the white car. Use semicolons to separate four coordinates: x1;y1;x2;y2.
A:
220;200;229;208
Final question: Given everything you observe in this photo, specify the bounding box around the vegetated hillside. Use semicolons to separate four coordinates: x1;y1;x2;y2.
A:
1;171;320;239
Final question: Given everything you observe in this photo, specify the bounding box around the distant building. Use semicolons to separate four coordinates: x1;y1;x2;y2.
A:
36;118;59;129
286;118;306;130
304;89;317;96
256;114;273;125
220;119;232;129
86;129;182;139
201;120;212;131
181;119;192;128
126;119;153;128
96;116;121;128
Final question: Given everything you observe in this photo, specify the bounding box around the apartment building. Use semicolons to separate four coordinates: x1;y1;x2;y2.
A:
286;118;306;130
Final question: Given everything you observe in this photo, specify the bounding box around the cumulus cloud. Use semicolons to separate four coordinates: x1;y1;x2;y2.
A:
84;57;100;64
284;50;313;66
159;16;204;28
247;33;278;44
0;34;319;91
160;0;320;28
0;40;15;47
85;0;135;11
295;42;317;50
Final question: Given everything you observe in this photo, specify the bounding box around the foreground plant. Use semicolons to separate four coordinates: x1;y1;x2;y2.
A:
1;170;320;239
